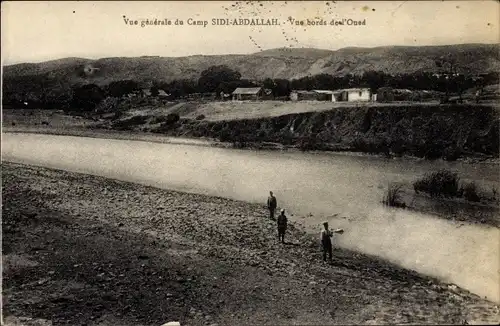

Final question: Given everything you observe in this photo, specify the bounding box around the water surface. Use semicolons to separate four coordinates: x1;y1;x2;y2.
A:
2;133;499;302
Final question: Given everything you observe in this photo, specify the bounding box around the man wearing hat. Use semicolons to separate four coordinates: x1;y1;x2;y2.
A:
320;221;344;262
277;208;288;244
320;221;334;262
267;191;277;220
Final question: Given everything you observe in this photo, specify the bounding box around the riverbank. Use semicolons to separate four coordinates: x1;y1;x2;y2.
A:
3;102;500;161
2;162;499;325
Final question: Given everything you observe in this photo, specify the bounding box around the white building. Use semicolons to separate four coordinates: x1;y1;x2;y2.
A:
337;88;372;102
290;90;338;101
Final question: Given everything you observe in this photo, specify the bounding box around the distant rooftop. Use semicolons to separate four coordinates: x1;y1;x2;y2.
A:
232;87;262;95
337;88;371;92
312;90;335;94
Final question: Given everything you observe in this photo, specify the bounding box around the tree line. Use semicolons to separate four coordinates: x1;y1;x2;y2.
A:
3;64;498;112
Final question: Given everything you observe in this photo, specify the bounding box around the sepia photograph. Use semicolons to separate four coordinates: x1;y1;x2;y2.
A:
1;1;499;325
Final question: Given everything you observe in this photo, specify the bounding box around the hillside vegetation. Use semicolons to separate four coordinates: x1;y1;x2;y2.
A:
4;44;499;86
4;100;498;161
88;102;499;161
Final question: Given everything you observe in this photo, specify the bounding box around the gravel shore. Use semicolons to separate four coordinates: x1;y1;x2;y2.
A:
2;162;499;325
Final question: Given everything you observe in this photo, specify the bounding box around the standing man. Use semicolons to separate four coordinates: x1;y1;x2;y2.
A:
267;191;277;220
320;221;344;262
277;209;288;244
320;222;333;262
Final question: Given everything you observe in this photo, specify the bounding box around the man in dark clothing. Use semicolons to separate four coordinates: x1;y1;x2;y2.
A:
267;191;277;220
320;221;333;262
277;209;288;244
320;221;344;262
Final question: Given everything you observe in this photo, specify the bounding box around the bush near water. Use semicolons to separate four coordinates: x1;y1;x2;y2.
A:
413;170;461;198
412;169;482;202
383;169;487;209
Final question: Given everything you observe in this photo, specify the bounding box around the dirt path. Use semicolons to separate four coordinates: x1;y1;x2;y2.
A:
2;162;499;325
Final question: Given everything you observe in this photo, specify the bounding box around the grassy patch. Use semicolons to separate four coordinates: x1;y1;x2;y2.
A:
383;183;406;208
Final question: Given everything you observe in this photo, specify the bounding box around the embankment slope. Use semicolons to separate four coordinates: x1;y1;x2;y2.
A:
122;103;500;160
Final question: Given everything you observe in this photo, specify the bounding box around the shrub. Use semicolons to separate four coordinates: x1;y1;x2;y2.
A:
165;113;180;125
297;134;319;151
413;169;460;197
383;183;406;208
442;146;462;161
95;97;120;113
151;116;168;124
113;110;125;120
112;115;148;130
11;122;16;126
423;143;446;160
461;182;480;202
195;114;206;120
390;139;406;157
279;132;295;146
218;129;232;142
351;136;390;155
232;134;249;149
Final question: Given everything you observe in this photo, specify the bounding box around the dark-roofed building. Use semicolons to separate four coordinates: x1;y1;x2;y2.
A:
290;90;318;101
232;87;263;101
312;90;337;102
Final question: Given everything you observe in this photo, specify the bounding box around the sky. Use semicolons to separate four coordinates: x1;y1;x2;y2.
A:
1;1;499;65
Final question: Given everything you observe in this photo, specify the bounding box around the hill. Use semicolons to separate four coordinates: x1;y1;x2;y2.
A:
3;44;499;88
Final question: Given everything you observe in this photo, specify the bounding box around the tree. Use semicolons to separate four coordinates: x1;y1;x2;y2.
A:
361;71;388;92
263;78;275;90
167;79;198;99
106;80;139;97
150;85;160;97
71;84;105;111
273;79;291;97
311;74;336;90
435;54;460;101
198;65;241;93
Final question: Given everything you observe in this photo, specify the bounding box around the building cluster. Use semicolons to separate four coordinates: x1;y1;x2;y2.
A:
135;84;419;103
231;87;393;102
289;88;374;102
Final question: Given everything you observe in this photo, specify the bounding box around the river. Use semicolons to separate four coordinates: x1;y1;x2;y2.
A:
2;132;499;303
